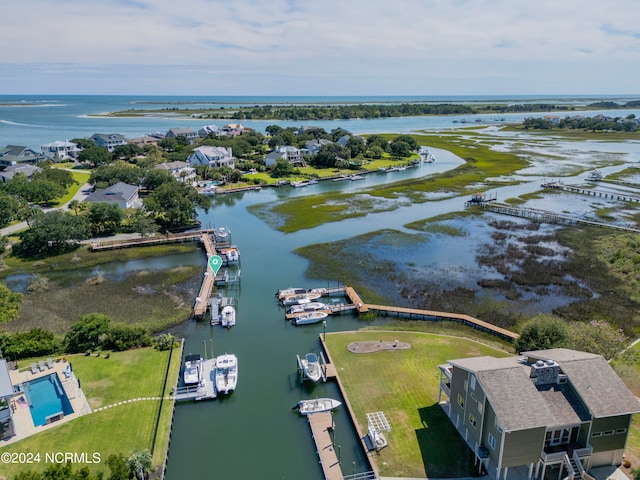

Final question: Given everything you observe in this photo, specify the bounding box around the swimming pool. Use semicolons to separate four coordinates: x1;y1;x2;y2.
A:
23;373;74;427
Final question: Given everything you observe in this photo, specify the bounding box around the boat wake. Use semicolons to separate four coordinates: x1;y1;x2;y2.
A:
0;119;46;128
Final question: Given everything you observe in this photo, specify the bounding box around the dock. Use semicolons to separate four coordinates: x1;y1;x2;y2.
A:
308;412;344;480
90;228;214;251
193;232;218;319
542;181;640;203
172;358;216;401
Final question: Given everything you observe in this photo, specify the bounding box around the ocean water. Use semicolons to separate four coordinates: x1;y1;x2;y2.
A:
2;94;640;150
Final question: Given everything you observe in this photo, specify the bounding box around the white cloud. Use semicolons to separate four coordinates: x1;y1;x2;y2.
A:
2;0;640;94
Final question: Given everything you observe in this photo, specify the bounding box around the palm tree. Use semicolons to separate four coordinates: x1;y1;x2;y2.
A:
127;449;152;480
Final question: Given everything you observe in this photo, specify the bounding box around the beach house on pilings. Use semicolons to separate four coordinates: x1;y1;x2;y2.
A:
438;348;640;480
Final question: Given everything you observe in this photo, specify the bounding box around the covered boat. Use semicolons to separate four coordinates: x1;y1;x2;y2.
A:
300;353;322;382
215;353;238;394
220;305;236;328
183;354;202;386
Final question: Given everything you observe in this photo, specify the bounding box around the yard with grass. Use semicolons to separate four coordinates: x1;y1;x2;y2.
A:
0;346;181;479
324;330;513;478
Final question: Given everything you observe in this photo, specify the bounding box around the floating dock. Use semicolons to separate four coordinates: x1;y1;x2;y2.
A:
172;358;216;401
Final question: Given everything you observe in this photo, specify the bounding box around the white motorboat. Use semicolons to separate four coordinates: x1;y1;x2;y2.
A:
349;174;365;181
292;310;329;325
220;305;236;328
215;353;238;394
293;398;342;415
586;171;603;181
291;180;310;188
214;227;230;243
287;302;327;314
276;287;307;299
280;292;322;306
183;354;202;386
300;353;322;382
225;248;239;264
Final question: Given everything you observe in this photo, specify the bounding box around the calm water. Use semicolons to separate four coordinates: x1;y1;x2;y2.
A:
4;95;640;478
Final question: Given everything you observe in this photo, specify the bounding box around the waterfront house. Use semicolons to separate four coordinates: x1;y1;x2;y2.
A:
265;146;305;167
165;128;199;144
187;146;234;169
0;145;42;167
304;138;332;155
438;348;640;480
128;135;163;148
83;181;141;209
198;125;220;138
0;360;15;439
41;140;81;161
90;133;128;152
0;164;42;183
155;161;196;183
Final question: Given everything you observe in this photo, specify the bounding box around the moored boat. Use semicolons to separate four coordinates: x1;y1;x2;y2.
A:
287;302;327;314
280;292;322;306
224;248;239;264
183;354;202;386
220;305;236;327
586;171;603;181
215;353;238;394
349;174;365;181
276;287;307;299
292;310;329;325
292;398;342;415
300;353;322;382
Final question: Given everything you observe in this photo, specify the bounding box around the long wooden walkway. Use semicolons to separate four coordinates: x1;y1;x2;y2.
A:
308;412;344;480
90;229;214;251
542;182;640;203
193;233;217;318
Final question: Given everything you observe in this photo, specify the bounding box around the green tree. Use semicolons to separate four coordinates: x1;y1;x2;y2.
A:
112;143;143;160
127;449;153;480
15;210;90;256
78;146;112;167
0;328;61;360
65;313;111;353
32;167;75;189
345;136;366;158
0;191;18;227
0;283;22;323
106;453;130;480
311;143;350;167
128;209;157;237
366;134;389;151
389;140;412;157
514;314;568;353
566;320;628;359
391;134;418;151
88;202;123;236
270;158;296;178
144;181;211;229
89;162;143;188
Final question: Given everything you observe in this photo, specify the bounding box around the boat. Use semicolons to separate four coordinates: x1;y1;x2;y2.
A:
332;174;349;182
586;171;603;181
281;292;322;306
220;305;236;327
215;353;238;394
292;310;329;325
291;180;310;188
292;398;342;415
225;248;239;264
183;354;202;386
276;287;307;299
214;227;230;243
349;174;365;181
308;179;319;185
287;302;327;314
300;353;322;382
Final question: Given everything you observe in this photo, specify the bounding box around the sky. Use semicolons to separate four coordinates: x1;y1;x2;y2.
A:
2;0;640;96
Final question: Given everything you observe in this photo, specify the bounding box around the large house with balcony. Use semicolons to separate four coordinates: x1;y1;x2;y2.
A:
41;140;81;161
265;145;305;167
0;145;42;167
90;133;128;152
438;348;640;480
187;146;234;169
155;161;196;183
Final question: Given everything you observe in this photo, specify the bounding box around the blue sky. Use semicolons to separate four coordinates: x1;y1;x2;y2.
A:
2;0;640;95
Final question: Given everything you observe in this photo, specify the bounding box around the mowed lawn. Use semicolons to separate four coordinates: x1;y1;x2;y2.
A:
0;347;182;479
324;331;513;478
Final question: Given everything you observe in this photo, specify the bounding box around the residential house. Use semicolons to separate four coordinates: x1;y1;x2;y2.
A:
265;146;305;167
83;181;141;209
0;145;42;167
187;146;234;169
165;128;199;144
0;164;42;183
155;161;196;183
128;135;163;148
41;140;81;161
0;360;15;439
90;133;128;152
304;138;332;155
198;125;220;138
438;348;640;480
336;134;366;147
221;123;247;136
297;125;324;135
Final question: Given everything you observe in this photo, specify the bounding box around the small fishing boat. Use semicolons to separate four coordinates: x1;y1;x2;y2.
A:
276;287;307;299
287;302;327;314
300;353;322;382
215;353;238;394
349;174;365;181
220;305;236;327
280;292;322;306
586;171;603;181
292;398;342;415
225;248;239;264
291;180;310;188
332;174;349;182
292;310;329;325
183;354;202;386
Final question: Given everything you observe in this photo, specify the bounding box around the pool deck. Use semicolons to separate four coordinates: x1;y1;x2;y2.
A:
2;360;91;446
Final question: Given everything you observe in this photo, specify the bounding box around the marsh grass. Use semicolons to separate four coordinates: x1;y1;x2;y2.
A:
0;347;181;479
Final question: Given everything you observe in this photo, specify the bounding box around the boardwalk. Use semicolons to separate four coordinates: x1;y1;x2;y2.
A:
90;229;213;251
308;412;344;480
542;182;640;203
193;232;218;318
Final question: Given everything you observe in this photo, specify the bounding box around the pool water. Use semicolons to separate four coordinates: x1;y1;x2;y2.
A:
23;374;74;427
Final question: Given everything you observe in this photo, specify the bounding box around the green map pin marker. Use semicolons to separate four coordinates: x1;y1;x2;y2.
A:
208;255;223;275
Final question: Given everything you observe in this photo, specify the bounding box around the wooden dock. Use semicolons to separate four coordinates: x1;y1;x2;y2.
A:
193;232;218;318
172;358;216;401
542;182;640;203
308;412;344;480
90;229;214;251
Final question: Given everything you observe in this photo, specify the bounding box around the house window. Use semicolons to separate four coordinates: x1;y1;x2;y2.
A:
591;432;602;438
478;401;483;414
603;430;614;437
488;433;496;449
470;375;476;391
457;394;465;409
616;428;627;435
494;417;503;433
464;380;468;392
469;414;477;428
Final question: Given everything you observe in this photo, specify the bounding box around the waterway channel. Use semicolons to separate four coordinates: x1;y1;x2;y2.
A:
163;136;640;479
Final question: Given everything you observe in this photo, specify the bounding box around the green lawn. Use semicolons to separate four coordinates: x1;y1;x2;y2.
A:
324;330;513;478
50;170;91;207
0;346;182;479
